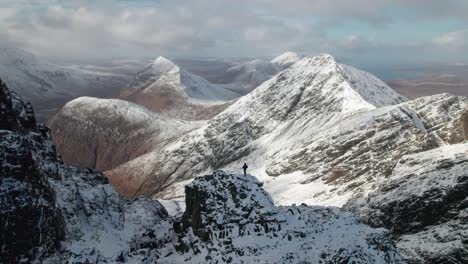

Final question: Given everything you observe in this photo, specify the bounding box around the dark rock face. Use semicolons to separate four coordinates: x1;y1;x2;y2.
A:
182;171;274;241
0;79;65;263
462;108;468;140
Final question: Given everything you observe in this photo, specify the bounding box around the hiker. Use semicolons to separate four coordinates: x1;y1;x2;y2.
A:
242;163;248;176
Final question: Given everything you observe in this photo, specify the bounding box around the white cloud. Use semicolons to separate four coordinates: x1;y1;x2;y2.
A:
433;30;468;48
0;0;466;63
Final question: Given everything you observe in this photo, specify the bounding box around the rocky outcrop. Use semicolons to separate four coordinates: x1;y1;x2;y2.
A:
164;171;403;263
462;108;468;140
0;79;65;263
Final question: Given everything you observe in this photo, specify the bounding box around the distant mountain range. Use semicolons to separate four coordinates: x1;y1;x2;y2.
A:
0;47;143;121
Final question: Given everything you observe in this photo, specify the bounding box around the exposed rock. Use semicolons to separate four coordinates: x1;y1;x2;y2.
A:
462;108;468;140
160;171;403;263
0;79;65;263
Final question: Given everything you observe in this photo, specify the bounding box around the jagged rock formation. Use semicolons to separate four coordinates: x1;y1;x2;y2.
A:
155;171;403;263
0;79;65;263
0;80;170;263
119;56;239;121
48;96;197;174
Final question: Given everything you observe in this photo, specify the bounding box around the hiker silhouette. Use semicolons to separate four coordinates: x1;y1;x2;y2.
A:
242;163;248;176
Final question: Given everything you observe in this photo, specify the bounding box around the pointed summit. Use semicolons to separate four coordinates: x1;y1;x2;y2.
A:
152;56;177;72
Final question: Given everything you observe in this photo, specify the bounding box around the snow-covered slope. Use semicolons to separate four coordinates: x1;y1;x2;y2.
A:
0;47;134;121
48;96;199;180
358;143;468;263
119;56;240;120
45;53;468;262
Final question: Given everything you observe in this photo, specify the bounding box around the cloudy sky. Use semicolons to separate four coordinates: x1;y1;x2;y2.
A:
0;0;467;65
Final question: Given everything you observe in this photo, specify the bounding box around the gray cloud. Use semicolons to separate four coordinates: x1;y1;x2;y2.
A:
0;0;466;64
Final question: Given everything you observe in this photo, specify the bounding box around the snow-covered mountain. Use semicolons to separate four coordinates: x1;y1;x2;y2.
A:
106;54;407;197
119;56;240;120
1;81;402;262
48;96;199;174
223;51;302;94
0;47;136;121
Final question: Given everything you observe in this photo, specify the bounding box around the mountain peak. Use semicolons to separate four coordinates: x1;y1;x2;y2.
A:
271;51;301;67
152;56;177;72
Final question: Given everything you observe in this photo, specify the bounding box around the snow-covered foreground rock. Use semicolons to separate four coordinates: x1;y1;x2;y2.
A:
1;80;403;263
151;171;402;263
